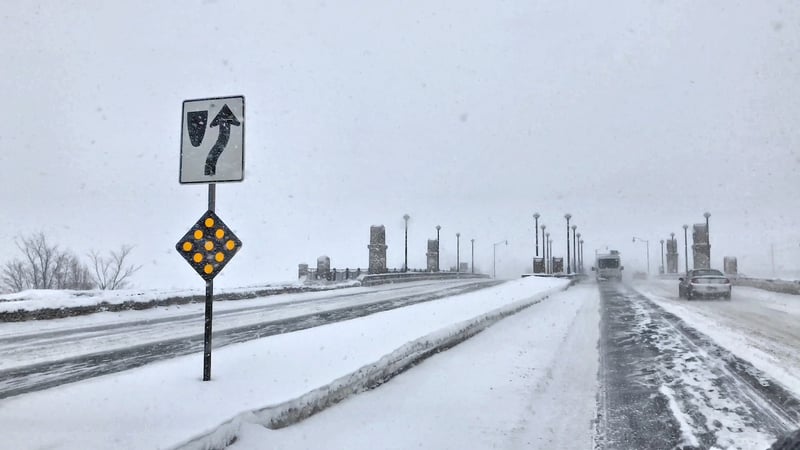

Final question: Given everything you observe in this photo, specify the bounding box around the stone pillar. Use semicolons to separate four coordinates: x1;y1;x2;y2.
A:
692;224;710;269
724;257;738;276
533;257;545;274
426;239;439;272
666;238;679;274
552;257;564;274
317;255;331;280
368;225;388;274
298;263;309;279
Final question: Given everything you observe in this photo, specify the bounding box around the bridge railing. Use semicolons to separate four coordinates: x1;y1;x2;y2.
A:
731;276;800;295
359;271;490;286
300;268;489;285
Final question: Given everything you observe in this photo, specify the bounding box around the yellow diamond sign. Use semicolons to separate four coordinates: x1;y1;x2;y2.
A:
176;210;242;280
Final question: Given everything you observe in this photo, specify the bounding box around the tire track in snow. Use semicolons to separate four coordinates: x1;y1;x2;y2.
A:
596;282;800;449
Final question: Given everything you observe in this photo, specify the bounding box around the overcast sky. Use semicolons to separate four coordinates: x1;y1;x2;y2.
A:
1;0;799;289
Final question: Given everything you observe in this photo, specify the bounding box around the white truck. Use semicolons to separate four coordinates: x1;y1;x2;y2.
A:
592;250;623;281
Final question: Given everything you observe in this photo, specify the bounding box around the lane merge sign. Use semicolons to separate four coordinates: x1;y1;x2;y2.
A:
180;95;245;184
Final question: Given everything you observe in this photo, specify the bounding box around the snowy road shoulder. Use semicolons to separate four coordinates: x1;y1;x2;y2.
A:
0;276;570;450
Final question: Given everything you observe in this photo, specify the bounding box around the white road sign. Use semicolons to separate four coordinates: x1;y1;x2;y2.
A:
180;96;245;184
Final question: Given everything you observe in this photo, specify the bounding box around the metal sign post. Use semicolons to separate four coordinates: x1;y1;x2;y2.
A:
204;183;215;381
176;95;245;381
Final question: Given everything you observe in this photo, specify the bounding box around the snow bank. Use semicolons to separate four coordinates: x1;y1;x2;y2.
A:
0;276;571;450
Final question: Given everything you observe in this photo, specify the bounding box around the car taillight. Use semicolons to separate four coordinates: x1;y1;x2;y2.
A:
724;278;730;284
691;278;699;283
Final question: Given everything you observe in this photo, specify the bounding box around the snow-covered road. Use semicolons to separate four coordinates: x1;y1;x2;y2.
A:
600;281;800;449
0;279;498;398
0;277;570;450
230;282;600;450
633;279;800;398
3;277;799;449
231;280;800;450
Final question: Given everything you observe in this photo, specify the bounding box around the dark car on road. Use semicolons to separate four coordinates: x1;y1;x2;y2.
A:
678;269;732;300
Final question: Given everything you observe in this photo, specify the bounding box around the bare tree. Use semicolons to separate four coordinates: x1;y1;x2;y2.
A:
17;232;56;289
54;253;95;290
88;245;142;290
1;259;28;292
0;232;96;292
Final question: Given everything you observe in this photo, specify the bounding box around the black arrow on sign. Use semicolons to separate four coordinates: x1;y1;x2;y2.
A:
205;104;241;176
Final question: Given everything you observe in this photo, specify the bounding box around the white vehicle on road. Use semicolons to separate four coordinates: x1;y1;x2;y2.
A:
592;251;623;281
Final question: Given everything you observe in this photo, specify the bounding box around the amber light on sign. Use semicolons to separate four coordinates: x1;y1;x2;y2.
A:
175;210;242;280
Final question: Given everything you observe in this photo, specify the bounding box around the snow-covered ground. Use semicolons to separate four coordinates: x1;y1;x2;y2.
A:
633;279;800;398
0;276;570;450
0;280;360;315
0;279;486;372
230;282;599;450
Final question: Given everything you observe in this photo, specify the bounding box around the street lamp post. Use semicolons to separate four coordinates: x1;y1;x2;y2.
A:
403;214;410;272
571;225;577;274
493;240;508;278
660;239;665;274
580;239;585;273
540;224;547;273
545;232;551;273
704;211;711;268
632;236;650;275
669;232;675;273
456;233;461;273
533;213;540;257
435;225;441;272
682;224;689;274
471;239;475;274
565;214;572;274
576;232;582;272
548;238;553;273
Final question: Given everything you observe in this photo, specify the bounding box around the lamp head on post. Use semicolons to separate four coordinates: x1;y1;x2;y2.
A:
533;213;540;220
